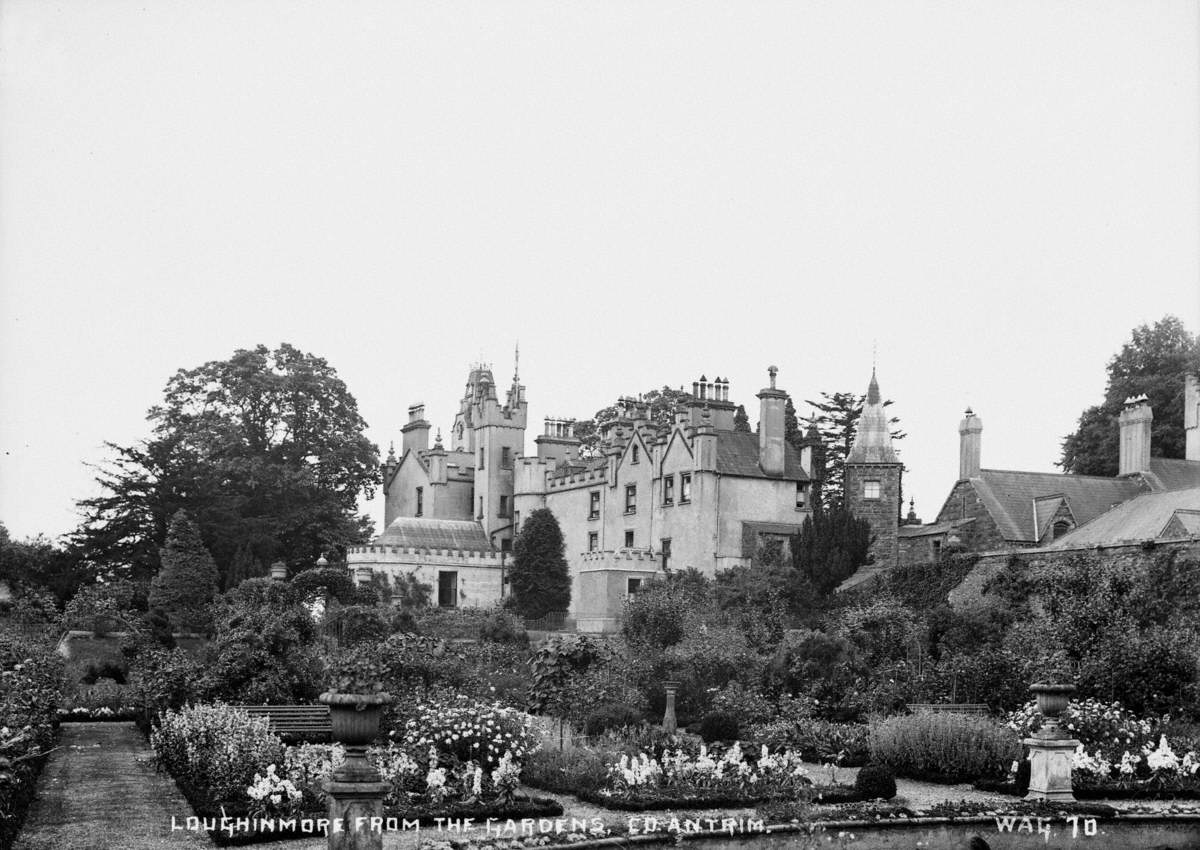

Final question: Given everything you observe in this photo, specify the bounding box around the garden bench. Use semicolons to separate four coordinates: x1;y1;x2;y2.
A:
905;703;989;716
235;705;331;741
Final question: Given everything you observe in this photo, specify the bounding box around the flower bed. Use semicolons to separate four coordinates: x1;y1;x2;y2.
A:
57;706;139;722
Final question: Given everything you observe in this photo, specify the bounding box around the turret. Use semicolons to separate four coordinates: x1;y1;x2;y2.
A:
844;368;902;568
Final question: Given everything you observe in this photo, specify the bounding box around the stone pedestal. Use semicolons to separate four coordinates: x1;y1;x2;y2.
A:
1024;737;1080;802
662;680;680;734
324;779;388;850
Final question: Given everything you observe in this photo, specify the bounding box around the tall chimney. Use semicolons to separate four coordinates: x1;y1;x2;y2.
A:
1118;395;1153;475
1186;374;1199;461
757;365;787;477
958;408;982;479
402;403;431;454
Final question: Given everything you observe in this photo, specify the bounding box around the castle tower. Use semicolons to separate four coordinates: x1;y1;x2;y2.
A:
469;353;528;548
844;369;902;568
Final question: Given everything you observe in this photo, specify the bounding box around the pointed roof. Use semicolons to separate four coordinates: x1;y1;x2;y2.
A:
847;369;899;464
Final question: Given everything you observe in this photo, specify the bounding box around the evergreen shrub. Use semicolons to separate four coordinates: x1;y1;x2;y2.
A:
148;511;219;634
699;711;740;743
853;763;897;800
584;704;644;736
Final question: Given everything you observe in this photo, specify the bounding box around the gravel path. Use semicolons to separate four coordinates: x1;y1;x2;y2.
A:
12;722;213;850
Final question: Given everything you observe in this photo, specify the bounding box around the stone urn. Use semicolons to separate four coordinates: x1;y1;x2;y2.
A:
1031;683;1075;740
319;692;393;782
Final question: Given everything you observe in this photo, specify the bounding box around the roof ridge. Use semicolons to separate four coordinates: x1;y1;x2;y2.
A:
979;468;1142;482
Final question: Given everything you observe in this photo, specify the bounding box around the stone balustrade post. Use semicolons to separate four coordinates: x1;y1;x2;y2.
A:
662;679;680;734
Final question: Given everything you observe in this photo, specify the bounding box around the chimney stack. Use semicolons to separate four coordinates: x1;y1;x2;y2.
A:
958;408;982;479
1186;374;1199;461
402;403;431;454
756;365;787;477
1118;395;1153;475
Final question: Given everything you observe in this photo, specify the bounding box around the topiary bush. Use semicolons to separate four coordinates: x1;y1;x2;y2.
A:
699;711;740;743
854;763;897;800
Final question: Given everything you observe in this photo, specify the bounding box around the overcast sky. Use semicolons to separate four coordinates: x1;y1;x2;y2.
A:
2;1;1198;542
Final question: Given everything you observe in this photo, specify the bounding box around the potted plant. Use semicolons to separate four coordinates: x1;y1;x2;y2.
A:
320;647;393;781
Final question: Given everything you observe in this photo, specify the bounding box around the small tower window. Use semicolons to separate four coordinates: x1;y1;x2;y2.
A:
627;577;643;596
864;480;881;500
588;531;598;551
663;475;675;505
632;445;640;464
661;538;672;571
624;530;635;548
478;448;485;470
415;487;424;516
796;481;809;508
499;495;509;518
501;447;511;468
625;484;637;513
589;490;600;519
680;473;692;503
478;497;483;518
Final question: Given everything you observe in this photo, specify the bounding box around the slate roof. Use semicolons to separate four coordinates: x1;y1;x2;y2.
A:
714;430;809;480
1049;487;1200;548
1140;458;1200;492
967;469;1147;543
847;371;900;464
373;517;493;552
897;517;975;538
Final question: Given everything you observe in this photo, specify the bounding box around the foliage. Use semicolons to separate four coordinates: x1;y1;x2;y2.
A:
128;647;204;723
327;604;393;647
148;510;219;633
869;712;1021;782
510;509;570;619
876;555;981;612
478;609;529;646
854;763;897;801
521;747;609;795
290;566;357;605
583;704;645;736
793;508;873;593
803;390;905;510
1060;316;1200;475
765;629;864;720
323;643;391;695
0;524;91;606
1006;698;1156;763
202;577;322;704
828;596;921;669
707;683;782;727
61;578;145;636
73;343;379;585
572;386;693;455
698;712;740;743
527;633;615;714
622;571;713;650
603;742;813;803
151;703;285;807
733;404;751;433
746;717;871;765
401;694;538;772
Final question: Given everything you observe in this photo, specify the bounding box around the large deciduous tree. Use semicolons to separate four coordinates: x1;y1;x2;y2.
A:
74;343;379;585
509;508;570;619
1059;316;1200;476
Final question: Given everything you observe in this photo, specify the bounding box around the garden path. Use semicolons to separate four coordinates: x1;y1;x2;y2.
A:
12;721;214;850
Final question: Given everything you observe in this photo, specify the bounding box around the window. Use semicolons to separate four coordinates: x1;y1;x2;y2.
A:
500;538;512;553
931;539;943;559
478;497;483;518
663;475;675;505
513;511;520;529
501;447;511;468
627;578;643;596
588;531;598;551
437;572;458;608
680;473;692;503
661;538;671;571
625;484;637;514
589;490;600;519
415;487;424;516
478;448;485;470
499;495;509;518
1052;520;1071;540
795;481;809;509
632;445;640;464
624;530;635;548
864;480;881;500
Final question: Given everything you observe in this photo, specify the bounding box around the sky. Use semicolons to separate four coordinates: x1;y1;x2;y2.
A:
1;0;1198;542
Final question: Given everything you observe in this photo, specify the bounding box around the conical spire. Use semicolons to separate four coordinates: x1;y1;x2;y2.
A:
847;369;899;464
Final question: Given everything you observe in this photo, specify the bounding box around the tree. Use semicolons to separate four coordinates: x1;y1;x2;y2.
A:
793;507;873;595
0;523;92;606
73;343;379;585
1060;316;1200;475
733;404;751;433
148;510;219;633
573;386;693;455
509;509;570;619
803;392;905;510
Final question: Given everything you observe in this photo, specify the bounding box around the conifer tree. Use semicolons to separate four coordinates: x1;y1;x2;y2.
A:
509;508;570;619
792;507;873;595
733;404;752;433
148;510;219;633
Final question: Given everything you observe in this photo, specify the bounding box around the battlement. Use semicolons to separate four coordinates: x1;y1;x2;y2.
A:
547;467;606;488
347;545;505;567
579;548;661;569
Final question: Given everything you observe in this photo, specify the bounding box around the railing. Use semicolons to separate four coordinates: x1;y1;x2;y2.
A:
524;610;569;631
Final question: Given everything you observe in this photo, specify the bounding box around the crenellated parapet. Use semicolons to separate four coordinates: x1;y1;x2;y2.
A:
579;548;661;571
347;545;506;569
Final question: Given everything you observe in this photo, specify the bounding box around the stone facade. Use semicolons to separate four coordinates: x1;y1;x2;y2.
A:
843;370;903;568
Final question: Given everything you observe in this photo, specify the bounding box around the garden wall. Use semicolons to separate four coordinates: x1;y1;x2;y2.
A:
947;538;1200;610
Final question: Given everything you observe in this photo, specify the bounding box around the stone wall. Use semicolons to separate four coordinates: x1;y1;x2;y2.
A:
845;463;901;566
934;479;1010;551
948;537;1200;610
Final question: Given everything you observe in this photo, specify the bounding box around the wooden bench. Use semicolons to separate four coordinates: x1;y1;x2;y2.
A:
906;703;990;716
235;705;332;741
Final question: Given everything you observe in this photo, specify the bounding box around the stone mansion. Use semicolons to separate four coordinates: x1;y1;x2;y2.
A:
346;359;890;632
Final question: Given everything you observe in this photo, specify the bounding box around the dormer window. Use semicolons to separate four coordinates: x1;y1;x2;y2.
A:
1052;519;1071;540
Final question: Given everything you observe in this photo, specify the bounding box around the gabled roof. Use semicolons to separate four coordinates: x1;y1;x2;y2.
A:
1049;487;1200;548
1139;458;1200;493
373;517;493;552
714;430;809;481
967;469;1146;543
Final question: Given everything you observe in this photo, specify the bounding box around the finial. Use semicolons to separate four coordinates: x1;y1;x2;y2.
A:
316;553;329;567
434;428;443;449
387;441;396;461
768;365;778;389
513;340;520;381
964;406;974;416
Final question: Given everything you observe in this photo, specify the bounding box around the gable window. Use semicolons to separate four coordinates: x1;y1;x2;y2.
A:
632;444;640;464
1052;519;1071;540
796;481;809;509
663;475;675;505
588;531;598;551
624;530;635;548
501;446;511;468
589;490;600;519
625;484;637;514
863;480;881;500
415;487;424;516
680;472;692;503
